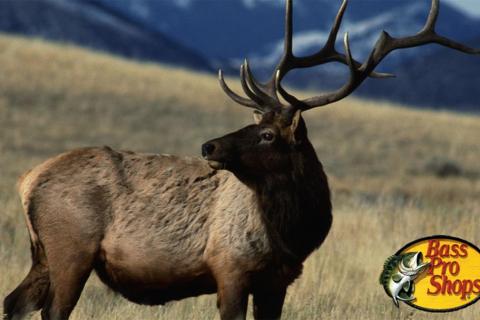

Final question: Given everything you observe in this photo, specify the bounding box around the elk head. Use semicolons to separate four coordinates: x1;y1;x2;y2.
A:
202;0;479;177
202;109;304;175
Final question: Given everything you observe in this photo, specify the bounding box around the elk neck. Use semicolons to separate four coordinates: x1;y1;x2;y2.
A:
241;138;332;265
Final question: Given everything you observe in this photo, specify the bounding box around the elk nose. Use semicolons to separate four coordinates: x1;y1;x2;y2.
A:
201;143;215;158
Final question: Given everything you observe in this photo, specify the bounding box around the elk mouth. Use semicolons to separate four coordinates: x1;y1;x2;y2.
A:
207;160;226;170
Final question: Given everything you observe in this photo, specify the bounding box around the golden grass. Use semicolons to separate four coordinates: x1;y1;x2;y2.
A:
0;34;479;319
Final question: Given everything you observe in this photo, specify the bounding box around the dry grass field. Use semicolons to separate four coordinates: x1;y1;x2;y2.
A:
0;34;479;319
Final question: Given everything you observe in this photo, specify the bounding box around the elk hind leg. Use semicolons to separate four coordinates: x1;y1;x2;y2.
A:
39;248;95;320
3;259;50;320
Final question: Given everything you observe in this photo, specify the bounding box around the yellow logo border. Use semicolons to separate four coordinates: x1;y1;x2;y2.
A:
394;235;480;313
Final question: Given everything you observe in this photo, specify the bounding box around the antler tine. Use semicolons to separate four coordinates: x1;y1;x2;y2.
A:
240;63;265;106
274;0;295;84
300;0;480;110
325;0;348;51
343;33;358;77
284;0;294;58
218;70;259;108
243;59;280;105
432;34;480;54
424;0;439;32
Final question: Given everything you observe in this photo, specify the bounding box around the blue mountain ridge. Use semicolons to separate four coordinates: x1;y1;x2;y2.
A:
0;0;211;71
1;0;479;110
91;0;480;111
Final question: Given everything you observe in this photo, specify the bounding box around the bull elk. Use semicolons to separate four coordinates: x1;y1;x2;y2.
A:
3;0;479;319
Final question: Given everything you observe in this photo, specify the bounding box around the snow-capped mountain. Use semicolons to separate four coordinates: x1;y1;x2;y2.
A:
1;0;479;110
91;0;480;68
89;0;480;111
0;0;211;71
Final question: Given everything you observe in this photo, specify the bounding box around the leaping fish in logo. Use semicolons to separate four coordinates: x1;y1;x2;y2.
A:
379;252;430;307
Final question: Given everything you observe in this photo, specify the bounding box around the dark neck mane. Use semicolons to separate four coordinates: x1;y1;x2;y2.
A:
253;140;332;264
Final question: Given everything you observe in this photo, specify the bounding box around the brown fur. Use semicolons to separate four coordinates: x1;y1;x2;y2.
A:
4;111;331;320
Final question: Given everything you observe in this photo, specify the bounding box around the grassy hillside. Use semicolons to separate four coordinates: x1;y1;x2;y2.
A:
0;34;479;319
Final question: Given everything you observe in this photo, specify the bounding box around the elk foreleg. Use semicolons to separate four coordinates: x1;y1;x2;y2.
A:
214;269;249;320
252;286;287;320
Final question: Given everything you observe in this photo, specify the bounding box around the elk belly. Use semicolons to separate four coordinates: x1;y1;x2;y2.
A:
95;233;215;305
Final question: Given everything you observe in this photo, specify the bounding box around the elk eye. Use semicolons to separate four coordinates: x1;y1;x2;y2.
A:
261;132;274;141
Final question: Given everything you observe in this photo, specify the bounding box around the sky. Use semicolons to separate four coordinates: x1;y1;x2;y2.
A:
444;0;480;17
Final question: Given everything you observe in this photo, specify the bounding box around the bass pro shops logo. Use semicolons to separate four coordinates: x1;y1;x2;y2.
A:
380;236;480;312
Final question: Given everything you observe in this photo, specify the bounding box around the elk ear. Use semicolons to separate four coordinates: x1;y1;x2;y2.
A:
288;110;302;143
290;110;302;133
253;110;263;124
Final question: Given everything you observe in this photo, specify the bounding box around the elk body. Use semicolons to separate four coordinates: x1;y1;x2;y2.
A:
3;0;479;319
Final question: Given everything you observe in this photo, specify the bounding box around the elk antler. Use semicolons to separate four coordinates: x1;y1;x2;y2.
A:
219;0;480;117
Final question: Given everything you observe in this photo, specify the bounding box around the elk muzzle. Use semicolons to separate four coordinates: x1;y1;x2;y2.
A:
201;141;227;170
201;143;216;158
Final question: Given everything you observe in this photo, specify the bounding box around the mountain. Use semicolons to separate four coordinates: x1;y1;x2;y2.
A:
90;0;480;66
0;0;211;71
1;0;478;110
90;0;480;110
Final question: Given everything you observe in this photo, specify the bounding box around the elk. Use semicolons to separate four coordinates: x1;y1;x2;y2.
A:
3;0;479;319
